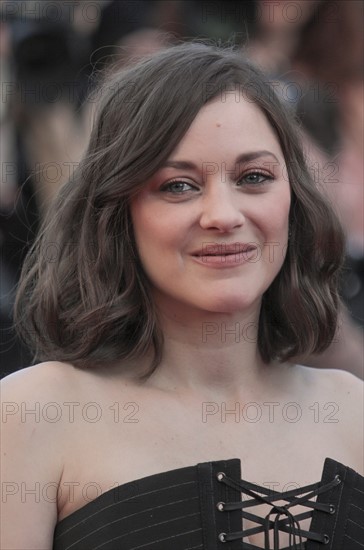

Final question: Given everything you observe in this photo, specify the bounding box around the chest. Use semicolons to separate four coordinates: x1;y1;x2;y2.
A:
57;426;339;550
57;402;340;520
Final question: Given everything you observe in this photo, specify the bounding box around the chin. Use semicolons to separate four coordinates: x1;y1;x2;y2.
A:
198;293;258;315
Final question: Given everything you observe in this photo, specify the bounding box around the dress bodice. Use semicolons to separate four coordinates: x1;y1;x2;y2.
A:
53;457;364;550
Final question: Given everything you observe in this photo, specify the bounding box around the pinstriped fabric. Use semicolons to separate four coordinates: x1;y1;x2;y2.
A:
53;459;242;550
53;469;203;550
335;465;364;549
306;458;364;550
344;487;364;548
53;458;364;550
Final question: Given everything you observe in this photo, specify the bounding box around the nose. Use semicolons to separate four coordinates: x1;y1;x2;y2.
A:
199;183;245;232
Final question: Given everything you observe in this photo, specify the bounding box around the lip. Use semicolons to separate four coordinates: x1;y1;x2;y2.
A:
191;242;257;256
191;242;258;268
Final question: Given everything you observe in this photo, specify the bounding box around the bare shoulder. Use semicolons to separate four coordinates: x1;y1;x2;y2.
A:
1;361;80;549
1;360;80;396
294;364;363;416
1;360;81;463
295;364;363;398
1;361;79;437
1;360;82;491
1;359;143;428
294;364;363;472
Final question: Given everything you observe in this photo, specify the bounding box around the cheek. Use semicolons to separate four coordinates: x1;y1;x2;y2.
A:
131;194;193;244
130;201;181;266
273;189;291;229
130;197;157;239
258;193;290;236
258;194;290;265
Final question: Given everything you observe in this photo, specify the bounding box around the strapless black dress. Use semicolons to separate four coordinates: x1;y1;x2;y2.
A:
53;457;364;550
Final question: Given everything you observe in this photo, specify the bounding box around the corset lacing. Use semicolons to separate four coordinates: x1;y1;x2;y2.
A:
215;470;341;549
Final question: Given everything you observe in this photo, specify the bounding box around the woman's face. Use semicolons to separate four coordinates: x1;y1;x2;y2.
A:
130;95;291;317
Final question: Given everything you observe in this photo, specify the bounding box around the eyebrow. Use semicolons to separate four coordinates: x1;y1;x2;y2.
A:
162;151;280;170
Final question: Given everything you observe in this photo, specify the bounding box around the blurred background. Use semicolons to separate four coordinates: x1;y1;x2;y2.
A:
1;0;363;378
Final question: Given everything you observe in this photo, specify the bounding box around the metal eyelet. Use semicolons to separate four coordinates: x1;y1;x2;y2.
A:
334;475;341;483
329;504;336;514
323;534;330;544
216;472;226;481
218;532;227;542
216;501;225;511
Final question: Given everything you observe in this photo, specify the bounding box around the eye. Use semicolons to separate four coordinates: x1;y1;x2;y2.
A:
239;171;273;186
160;180;197;194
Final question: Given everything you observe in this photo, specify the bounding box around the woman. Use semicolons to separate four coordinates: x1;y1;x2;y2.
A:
2;42;363;550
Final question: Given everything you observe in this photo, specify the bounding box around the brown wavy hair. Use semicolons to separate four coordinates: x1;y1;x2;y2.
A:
14;41;345;376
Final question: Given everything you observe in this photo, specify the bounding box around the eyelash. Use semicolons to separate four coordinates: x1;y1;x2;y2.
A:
160;180;196;194
239;171;274;186
160;171;274;194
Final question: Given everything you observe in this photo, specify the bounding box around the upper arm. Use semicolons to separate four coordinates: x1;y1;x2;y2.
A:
330;369;364;474
1;363;69;549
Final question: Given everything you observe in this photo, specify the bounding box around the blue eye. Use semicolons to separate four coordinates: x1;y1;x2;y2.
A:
160;181;196;194
239;172;273;185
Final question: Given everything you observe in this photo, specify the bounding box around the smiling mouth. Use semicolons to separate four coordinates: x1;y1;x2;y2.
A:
197;250;255;257
191;244;258;265
192;243;257;257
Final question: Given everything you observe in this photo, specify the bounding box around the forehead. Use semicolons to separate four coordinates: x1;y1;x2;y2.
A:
171;95;284;162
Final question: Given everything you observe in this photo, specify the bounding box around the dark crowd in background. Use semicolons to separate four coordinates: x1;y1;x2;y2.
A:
1;0;363;378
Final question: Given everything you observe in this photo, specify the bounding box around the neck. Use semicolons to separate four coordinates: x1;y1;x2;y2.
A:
139;300;282;401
